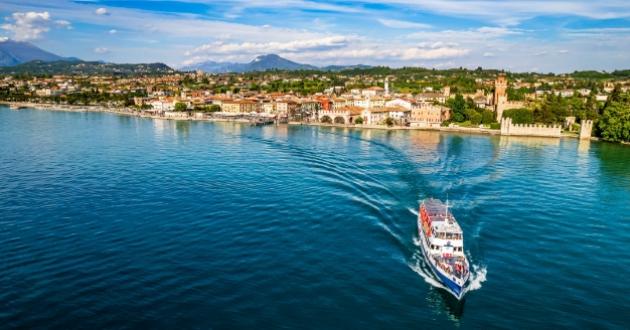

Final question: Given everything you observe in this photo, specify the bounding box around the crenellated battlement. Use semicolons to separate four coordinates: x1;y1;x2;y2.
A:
579;120;593;139
500;117;561;137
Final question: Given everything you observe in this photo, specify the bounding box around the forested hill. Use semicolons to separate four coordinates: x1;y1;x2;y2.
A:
0;60;174;76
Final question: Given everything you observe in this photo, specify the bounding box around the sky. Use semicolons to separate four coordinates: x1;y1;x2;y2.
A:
1;0;629;72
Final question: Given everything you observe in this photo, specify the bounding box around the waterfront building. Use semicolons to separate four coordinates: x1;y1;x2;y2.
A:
410;103;450;128
221;100;258;114
319;105;363;124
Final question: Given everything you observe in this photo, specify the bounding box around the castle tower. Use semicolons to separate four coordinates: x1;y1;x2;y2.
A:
579;120;593;139
384;77;390;96
494;73;508;121
500;117;512;135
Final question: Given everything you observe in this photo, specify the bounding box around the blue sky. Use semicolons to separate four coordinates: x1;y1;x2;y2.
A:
1;0;629;72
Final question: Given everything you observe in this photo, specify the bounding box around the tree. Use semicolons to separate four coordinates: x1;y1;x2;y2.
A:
533;94;566;124
598;94;630;142
354;116;364;124
448;94;466;122
174;102;188;112
481;110;496;124
503;108;533;124
467;110;482;125
208;104;221;112
384;117;394;127
320;115;332;124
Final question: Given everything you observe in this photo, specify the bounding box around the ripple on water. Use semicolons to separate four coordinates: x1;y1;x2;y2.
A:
1;108;629;328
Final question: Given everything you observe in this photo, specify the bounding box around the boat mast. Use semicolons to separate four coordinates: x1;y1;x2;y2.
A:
445;195;450;223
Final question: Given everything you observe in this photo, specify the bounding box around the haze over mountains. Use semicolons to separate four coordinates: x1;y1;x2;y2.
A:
180;54;371;73
0;40;369;73
0;39;69;66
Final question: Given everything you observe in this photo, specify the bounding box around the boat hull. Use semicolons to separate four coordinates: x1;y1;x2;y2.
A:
418;218;467;300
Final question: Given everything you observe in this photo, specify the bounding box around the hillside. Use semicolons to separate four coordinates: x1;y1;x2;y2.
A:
0;60;174;76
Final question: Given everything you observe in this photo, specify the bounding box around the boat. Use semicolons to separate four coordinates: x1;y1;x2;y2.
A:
417;198;470;299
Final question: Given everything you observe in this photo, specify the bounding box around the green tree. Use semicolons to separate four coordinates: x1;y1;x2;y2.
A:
384;117;394;127
467;110;482;125
598;94;630;142
481;110;496;124
174;102;188;112
448;94;466;122
354;116;364;124
503;108;534;124
208;104;221;112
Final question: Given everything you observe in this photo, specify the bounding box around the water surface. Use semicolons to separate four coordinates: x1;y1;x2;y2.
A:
1;107;629;329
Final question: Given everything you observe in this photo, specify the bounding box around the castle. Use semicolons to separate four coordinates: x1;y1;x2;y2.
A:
493;73;524;121
500;117;562;137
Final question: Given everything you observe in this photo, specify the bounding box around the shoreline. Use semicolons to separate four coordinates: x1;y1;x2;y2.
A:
0;101;601;141
290;121;501;136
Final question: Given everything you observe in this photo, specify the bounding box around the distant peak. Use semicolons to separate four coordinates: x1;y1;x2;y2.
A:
256;54;281;60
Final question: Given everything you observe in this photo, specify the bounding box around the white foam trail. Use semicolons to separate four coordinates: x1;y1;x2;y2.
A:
408;207;418;216
464;264;487;293
413;236;487;295
408;258;449;291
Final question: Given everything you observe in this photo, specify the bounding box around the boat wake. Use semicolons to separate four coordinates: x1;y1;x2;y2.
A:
410;237;487;295
407;207;419;217
408;254;449;291
463;264;487;294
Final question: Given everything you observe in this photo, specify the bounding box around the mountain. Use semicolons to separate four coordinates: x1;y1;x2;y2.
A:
246;54;316;71
182;54;317;73
0;60;174;76
321;64;372;71
182;60;242;73
0;39;68;66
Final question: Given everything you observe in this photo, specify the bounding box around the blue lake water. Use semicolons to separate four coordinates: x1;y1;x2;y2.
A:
1;106;629;329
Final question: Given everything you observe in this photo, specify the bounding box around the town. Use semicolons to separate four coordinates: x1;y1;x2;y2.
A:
1;67;629;142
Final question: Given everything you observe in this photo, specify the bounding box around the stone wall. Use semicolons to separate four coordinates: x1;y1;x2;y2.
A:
579;120;593;139
500;117;561;137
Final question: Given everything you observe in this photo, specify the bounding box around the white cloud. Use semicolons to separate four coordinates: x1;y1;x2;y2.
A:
95;8;109;16
94;47;109;54
55;19;71;29
0;36;8;42
400;46;469;59
408;26;522;41
483;52;495;57
377;18;431;29
1;11;51;41
360;0;630;25
109;29;117;34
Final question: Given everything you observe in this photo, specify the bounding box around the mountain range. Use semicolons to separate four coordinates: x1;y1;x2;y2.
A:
0;39;367;73
0;39;75;66
0;60;174;76
180;54;371;73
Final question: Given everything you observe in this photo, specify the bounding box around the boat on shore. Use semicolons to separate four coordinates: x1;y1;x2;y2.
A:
417;198;470;299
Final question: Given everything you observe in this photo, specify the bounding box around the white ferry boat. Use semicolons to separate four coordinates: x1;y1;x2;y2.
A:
417;198;470;299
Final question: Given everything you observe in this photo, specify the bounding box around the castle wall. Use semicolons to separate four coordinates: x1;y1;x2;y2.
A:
579;120;593;139
500;117;561;137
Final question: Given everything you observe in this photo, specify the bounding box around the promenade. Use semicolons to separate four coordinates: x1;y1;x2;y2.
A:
3;101;591;139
